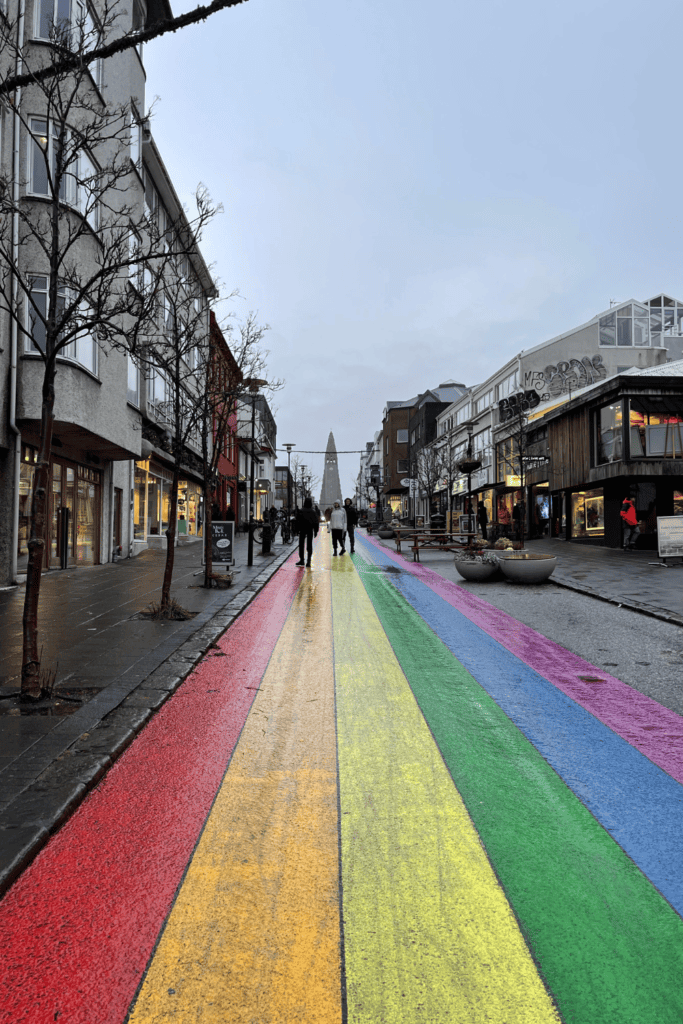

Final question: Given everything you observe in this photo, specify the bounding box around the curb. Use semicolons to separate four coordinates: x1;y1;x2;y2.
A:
0;543;296;898
549;575;683;629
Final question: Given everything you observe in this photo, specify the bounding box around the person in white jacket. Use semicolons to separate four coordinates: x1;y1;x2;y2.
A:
329;501;347;556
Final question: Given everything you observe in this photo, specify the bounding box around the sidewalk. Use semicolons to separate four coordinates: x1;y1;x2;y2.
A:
371;535;683;626
0;531;297;895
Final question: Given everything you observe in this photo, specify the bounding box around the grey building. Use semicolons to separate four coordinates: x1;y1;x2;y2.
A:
0;0;216;582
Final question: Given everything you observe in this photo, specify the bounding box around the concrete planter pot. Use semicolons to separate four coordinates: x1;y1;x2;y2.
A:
454;557;498;581
499;552;557;583
377;528;395;539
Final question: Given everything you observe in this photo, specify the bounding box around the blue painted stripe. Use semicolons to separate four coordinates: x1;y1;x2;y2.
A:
354;538;683;918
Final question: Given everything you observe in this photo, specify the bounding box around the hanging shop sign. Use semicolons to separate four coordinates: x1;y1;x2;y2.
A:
657;517;683;560
206;520;235;566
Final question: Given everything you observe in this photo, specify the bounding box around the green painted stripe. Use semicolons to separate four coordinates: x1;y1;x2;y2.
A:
353;554;683;1024
331;557;561;1023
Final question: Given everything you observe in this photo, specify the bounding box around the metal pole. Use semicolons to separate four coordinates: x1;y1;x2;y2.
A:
247;391;256;566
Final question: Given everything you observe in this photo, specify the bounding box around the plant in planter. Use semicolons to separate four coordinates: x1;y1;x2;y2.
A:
454;548;500;581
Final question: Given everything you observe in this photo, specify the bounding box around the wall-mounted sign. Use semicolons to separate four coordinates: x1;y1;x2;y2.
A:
657;516;683;559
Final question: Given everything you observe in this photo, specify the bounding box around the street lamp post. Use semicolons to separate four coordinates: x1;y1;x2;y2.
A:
457;421;482;547
246;378;268;567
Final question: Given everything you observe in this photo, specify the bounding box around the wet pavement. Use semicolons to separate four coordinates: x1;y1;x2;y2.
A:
1;531;682;1023
0;533;295;894
377;534;683;624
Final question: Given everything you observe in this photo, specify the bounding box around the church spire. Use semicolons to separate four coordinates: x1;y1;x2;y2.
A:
319;431;343;507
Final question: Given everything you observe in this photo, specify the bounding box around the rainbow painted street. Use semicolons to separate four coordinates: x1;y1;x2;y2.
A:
1;533;683;1024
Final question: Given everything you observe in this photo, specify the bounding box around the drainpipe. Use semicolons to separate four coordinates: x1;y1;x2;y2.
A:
9;0;26;584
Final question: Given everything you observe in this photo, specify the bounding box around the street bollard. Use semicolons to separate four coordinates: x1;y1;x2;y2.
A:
261;522;272;554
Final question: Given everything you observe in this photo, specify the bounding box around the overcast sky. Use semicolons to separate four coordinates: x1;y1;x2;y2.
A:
145;0;683;495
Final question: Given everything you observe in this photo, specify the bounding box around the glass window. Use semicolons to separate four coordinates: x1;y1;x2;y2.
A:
127;352;139;405
396;429;408;443
77;149;98;229
663;295;675;306
616;304;632;317
497;372;518;400
36;0;71;38
633;318;650;347
617;317;632;346
650;309;662;334
476;390;493;413
674;491;683;516
130;106;141;169
633;303;648;317
455;403;471;425
571;488;604;539
649;296;662;307
599;312;616;346
629;399;683;457
595;403;623;465
62;310;97;374
677;307;683;335
664;308;675;333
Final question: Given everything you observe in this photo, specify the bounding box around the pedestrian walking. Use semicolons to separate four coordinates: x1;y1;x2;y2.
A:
620;496;639;550
295;498;319;567
343;497;358;553
477;500;488;541
330;501;346;556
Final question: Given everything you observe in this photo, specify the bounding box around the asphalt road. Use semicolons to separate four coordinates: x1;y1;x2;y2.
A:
446;578;683;717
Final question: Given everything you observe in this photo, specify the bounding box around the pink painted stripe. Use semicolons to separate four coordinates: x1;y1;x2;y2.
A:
0;555;302;1024
363;534;683;784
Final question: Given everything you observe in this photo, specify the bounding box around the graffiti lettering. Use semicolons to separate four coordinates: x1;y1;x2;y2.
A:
498;356;607;419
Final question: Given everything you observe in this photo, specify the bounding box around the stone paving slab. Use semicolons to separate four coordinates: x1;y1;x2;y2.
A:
0;534;296;896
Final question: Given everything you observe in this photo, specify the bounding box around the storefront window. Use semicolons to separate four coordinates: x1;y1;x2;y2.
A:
178;480;202;535
134;463;147;539
18;445;37;564
571;488;604;538
674;491;683;516
77;466;100;565
595;403;623;464
629;399;683;458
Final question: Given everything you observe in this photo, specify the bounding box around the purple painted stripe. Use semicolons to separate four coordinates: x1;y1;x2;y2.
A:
362;534;683;785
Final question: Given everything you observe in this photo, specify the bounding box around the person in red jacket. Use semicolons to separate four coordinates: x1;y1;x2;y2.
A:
620;497;639;550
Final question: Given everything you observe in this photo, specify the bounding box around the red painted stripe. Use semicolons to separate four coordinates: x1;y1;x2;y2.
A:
363;534;683;784
0;560;301;1024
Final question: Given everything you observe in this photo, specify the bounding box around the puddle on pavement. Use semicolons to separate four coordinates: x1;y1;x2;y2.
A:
0;687;102;716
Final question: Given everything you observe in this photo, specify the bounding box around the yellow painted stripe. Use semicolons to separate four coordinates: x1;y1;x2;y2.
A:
331;556;561;1023
128;537;343;1024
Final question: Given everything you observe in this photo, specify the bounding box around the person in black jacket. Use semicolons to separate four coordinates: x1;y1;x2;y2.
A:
344;497;359;553
295;497;319;567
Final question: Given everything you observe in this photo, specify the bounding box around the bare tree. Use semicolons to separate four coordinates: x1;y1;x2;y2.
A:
0;0;251;97
0;3;203;696
196;311;281;585
137;189;220;614
415;444;443;521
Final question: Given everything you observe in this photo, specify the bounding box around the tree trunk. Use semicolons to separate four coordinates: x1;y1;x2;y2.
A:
21;370;56;699
160;464;179;610
203;484;213;586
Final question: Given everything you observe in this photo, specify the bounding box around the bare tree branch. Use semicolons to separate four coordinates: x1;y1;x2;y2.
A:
0;0;250;96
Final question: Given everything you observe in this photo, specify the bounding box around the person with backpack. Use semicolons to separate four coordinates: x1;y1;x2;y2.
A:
620;496;639;550
295;498;319;567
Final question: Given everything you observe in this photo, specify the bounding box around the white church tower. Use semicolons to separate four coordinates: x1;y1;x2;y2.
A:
319;432;343;508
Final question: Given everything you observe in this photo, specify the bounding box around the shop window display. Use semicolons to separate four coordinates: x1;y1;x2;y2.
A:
674;491;683;517
571;489;604;539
